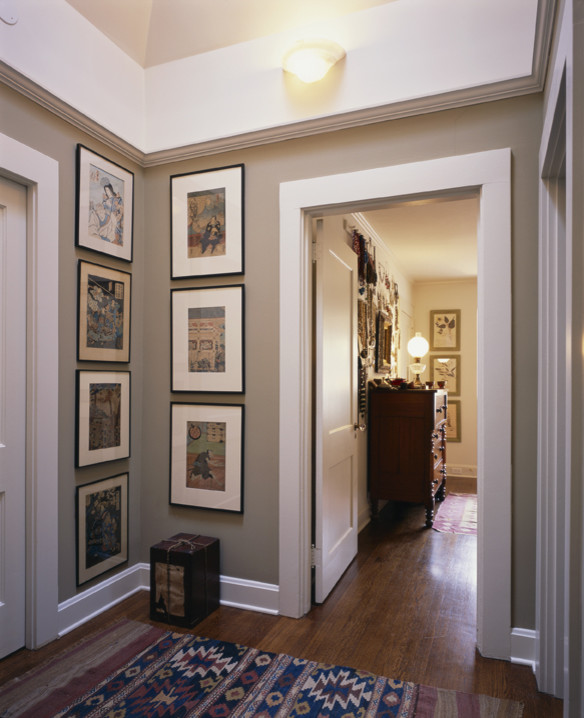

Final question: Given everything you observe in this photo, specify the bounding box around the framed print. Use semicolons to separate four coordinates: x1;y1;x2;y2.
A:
170;402;244;513
430;354;460;396
430;309;461;351
76;144;134;262
78;260;131;362
446;399;461;442
76;473;128;585
172;285;244;393
375;310;392;373
171;164;244;278
76;370;131;467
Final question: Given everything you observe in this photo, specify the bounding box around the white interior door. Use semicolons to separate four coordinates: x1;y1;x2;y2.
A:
0;176;27;658
313;217;358;603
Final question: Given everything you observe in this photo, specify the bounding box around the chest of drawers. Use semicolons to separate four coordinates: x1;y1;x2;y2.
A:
368;388;447;527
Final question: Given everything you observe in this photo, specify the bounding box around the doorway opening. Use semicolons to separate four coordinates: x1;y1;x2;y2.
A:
310;194;478;607
279;149;512;660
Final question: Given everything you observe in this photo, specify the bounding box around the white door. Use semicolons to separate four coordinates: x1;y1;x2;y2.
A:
313;217;359;603
0;176;27;658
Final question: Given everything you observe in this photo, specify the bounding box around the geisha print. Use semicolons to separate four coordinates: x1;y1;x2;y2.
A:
87;164;125;246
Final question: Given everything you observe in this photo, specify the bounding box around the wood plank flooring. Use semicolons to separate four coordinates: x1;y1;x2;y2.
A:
0;498;562;717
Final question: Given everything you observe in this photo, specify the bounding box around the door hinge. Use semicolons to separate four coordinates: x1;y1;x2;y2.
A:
311;544;322;568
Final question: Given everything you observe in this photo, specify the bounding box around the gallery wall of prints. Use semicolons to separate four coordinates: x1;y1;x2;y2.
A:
169;163;245;516
74;144;135;586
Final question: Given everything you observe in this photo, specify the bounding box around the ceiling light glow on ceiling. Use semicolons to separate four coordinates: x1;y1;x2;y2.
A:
282;39;345;83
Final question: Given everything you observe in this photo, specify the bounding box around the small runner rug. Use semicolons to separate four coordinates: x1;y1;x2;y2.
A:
0;619;522;717
433;492;478;535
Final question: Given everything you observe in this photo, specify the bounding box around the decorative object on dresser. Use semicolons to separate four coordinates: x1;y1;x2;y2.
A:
368;387;447;527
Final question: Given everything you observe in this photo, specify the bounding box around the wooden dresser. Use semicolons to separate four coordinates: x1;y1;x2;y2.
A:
368;387;447;527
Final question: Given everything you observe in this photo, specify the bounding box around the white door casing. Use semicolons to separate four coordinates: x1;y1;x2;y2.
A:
0;176;27;658
0;132;59;649
279;149;512;660
313;218;359;602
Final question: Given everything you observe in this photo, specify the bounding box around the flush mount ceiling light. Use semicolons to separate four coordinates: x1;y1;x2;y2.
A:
282;39;346;84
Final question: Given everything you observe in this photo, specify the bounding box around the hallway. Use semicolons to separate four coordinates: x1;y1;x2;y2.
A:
0;498;562;716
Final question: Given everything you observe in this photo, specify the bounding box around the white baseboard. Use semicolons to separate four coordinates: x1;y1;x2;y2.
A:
447;465;478;479
58;562;280;637
510;627;536;671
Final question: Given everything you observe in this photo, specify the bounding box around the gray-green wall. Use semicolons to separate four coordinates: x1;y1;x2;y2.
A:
0;82;542;629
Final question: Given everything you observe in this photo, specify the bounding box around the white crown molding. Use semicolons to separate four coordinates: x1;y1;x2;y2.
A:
2;65;547;171
0;60;144;166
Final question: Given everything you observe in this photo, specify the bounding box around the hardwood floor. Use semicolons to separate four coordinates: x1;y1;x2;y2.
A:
0;499;562;717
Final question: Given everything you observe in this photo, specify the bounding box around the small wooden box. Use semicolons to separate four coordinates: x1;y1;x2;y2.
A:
150;533;220;627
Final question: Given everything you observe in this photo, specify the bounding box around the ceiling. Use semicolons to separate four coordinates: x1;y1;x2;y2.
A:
64;0;395;68
64;0;479;281
360;196;479;282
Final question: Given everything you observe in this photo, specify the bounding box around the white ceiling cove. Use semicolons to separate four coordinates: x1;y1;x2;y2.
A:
64;0;396;68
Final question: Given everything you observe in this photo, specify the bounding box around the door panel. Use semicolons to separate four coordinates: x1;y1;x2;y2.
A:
314;218;358;603
0;176;27;658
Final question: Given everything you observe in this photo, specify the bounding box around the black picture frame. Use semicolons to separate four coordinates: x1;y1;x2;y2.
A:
76;472;128;585
75;144;134;262
170;402;244;514
170;164;244;279
76;370;131;467
171;284;245;393
77;260;132;363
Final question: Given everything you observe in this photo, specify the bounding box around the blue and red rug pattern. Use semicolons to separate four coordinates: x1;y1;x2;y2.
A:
0;620;523;717
55;631;417;717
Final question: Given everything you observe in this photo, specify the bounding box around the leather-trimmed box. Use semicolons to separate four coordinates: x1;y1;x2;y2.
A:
150;533;220;627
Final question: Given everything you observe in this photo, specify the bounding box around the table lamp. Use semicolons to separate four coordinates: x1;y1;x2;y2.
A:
407;332;429;387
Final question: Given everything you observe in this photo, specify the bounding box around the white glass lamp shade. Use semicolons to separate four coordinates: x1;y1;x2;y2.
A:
282;40;345;83
407;332;429;360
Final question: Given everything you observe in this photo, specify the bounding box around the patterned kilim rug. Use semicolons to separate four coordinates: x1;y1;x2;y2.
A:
0;619;523;717
433;492;477;535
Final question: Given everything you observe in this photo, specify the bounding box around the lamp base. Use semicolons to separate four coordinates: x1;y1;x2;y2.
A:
409;361;426;387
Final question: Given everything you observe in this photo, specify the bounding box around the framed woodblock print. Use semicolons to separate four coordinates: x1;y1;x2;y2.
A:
171;285;244;393
76;370;131;467
76;473;128;585
170;402;244;513
171;164;244;278
430;309;461;351
76;144;134;262
430;355;460;396
446;399;461;442
78;260;131;362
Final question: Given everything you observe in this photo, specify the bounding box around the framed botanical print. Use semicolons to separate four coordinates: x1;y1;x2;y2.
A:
76;144;134;262
430;355;460;396
171;164;244;278
170;402;244;513
430;309;461;351
78;260;131;362
171;285;244;393
76;370;131;467
76;473;128;585
446;399;461;442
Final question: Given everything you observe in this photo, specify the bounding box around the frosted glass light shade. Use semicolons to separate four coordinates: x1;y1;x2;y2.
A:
407;332;429;359
282;39;345;83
